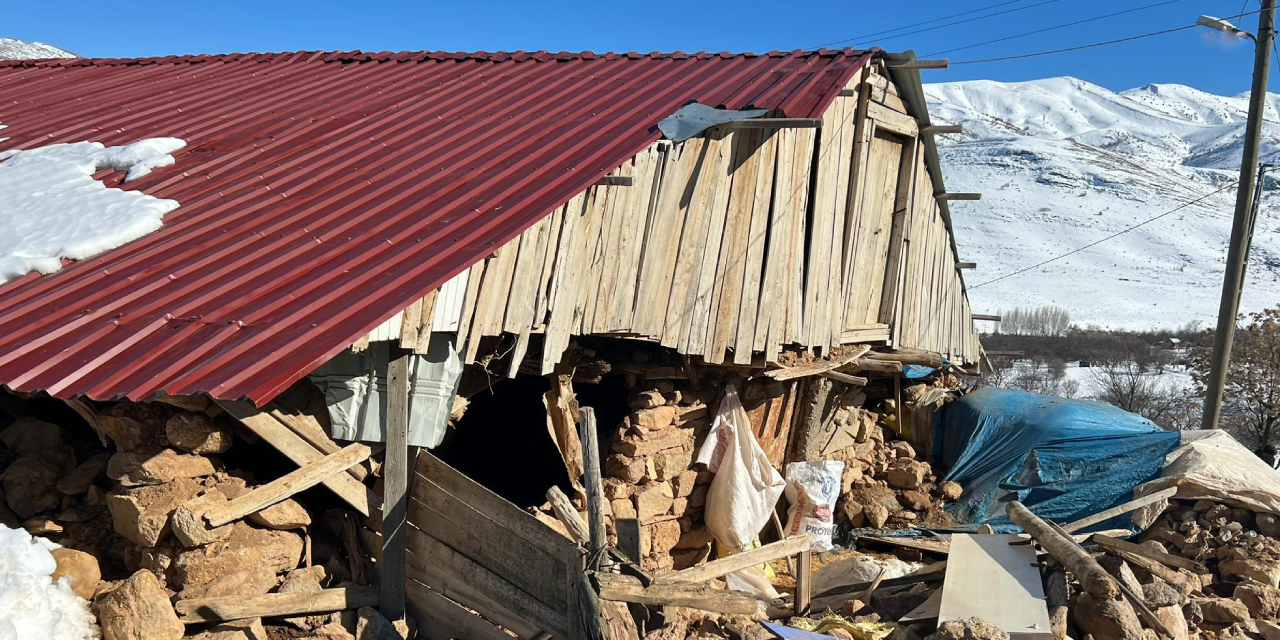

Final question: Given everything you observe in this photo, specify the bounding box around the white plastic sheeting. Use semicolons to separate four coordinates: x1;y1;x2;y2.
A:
309;333;462;448
1136;429;1280;516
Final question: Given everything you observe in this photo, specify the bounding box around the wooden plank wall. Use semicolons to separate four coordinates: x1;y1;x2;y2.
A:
404;452;583;640
369;59;981;368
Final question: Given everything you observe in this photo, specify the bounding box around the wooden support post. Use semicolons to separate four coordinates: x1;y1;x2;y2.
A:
971;314;1001;322
1046;568;1069;640
921;124;963;135
1005;501;1118;601
204;443;372;527
956;262;977;270
795;549;812;616
546;486;590;544
176;586;380;623
380;346;411;621
716;118;823;130
579;406;607;559
937;192;981;201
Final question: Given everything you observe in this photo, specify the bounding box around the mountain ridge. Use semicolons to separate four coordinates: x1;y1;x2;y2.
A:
0;38;75;61
925;76;1280;331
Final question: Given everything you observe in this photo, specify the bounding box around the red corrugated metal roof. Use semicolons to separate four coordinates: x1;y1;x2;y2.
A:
0;48;872;404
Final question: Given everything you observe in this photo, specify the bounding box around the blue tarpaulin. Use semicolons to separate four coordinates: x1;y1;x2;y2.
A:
936;387;1180;532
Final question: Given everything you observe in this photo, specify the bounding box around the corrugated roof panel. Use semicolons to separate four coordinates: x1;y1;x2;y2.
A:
0;49;872;404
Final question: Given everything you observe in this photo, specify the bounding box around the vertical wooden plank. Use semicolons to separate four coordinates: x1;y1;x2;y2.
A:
607;149;656;332
877;138;919;329
706;130;761;364
455;258;489;364
632;143;682;338
795;549;812;616
661;133;720;348
680;130;735;355
733;131;778;364
825;95;858;347
754;128;793;358
579;407;606;557
381;347;412;621
804;100;841;350
541;195;588;373
579;185;613;334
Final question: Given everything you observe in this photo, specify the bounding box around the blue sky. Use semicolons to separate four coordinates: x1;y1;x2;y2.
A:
4;0;1268;95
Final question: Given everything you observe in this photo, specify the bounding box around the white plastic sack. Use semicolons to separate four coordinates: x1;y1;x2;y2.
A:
784;460;845;552
696;385;786;551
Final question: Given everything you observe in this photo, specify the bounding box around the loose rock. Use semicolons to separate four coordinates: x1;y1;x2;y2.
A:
51;547;101;600
0;416;63;454
166;412;233;454
247;498;312;530
1073;593;1145;640
95;569;185;640
107;449;216;487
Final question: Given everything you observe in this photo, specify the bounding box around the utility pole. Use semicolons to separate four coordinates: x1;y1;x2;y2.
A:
1203;0;1276;429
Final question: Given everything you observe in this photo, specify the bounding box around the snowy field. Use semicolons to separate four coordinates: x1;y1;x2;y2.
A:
926;78;1280;331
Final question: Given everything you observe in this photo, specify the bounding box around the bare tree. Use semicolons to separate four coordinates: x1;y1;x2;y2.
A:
1191;306;1280;448
1089;360;1198;430
983;357;1079;398
996;305;1072;337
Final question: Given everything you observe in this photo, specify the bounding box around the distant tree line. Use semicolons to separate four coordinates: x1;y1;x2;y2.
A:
993;305;1072;337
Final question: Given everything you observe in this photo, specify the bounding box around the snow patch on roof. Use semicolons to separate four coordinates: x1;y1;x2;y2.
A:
0;138;185;283
0;524;98;640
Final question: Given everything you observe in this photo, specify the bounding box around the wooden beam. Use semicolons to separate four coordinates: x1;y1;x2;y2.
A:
716;118;823;130
1091;534;1208;574
380;346;411;621
176;587;380;623
865;351;944;367
1061;487;1177;534
937;192;981;201
886;59;949;69
214;400;375;516
594;176;633;187
847;359;902;375
1005;501;1117;601
820;370;869;386
593;573;762;616
971;314;1001;322
204;443;371;527
763;345;870;381
956;262;977;270
922;124;963;135
659;536;810;584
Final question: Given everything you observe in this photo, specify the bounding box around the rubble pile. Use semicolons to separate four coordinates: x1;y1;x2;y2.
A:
0;398;381;640
601;378;717;573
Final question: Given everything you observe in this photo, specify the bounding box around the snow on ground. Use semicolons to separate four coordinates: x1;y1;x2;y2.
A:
925;77;1280;331
0;525;97;640
0;138;185;283
1059;362;1196;399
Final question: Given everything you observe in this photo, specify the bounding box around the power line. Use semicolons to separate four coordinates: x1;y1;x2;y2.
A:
952;7;1265;65
818;0;1041;47
969;181;1240;290
926;0;1186;57
814;0;1068;49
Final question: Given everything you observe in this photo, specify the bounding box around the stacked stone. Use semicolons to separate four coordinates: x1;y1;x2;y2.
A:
602;380;718;573
0;399;374;640
826;404;959;532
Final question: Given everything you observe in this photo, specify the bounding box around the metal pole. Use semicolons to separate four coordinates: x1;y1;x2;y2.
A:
1203;0;1275;429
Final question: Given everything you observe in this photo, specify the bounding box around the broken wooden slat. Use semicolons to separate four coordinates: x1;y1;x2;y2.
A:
763;345;870;381
204;443;371;527
176;586;380;623
214;400;375;516
1061;487;1177;534
938;534;1053;640
659;536;809;584
795;548;812;616
593;572;761;616
545;486;589;544
265;404;368;481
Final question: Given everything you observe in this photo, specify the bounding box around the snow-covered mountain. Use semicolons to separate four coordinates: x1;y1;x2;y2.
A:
0;38;75;60
925;77;1280;331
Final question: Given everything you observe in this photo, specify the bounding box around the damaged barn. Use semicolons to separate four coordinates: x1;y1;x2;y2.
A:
0;46;990;640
